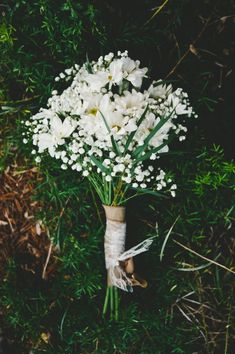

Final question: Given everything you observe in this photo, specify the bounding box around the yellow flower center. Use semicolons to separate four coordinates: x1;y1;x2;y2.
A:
108;75;113;81
112;124;121;131
88;107;98;116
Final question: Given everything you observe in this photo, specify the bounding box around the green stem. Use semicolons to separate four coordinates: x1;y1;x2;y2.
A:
114;286;119;321
102;285;110;317
110;286;114;320
103;283;120;320
108;181;112;204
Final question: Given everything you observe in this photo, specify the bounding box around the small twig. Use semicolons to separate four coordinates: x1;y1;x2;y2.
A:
176;304;193;323
165;11;214;79
173;239;235;275
208;14;235;27
176;291;195;302
144;0;169;26
3;211;14;232
0;95;39;105
51;197;71;251
58;196;71;219
42;236;53;280
224;289;233;354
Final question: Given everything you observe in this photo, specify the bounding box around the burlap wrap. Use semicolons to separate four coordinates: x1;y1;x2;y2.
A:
103;205;128;287
103;205;154;291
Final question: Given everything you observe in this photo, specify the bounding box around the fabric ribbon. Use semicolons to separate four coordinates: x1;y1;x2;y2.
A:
103;205;154;292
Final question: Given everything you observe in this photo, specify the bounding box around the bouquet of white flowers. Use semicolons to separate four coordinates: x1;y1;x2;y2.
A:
23;50;195;319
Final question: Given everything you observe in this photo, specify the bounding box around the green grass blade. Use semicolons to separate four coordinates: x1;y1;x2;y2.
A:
160;216;179;261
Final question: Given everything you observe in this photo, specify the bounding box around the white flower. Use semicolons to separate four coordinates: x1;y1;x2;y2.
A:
150;154;157;160
148;82;172;99
104;52;114;62
104;159;111;166
135;112;172;148
84;59;123;91
79;95;112;140
106;111;137;137
115;89;146;115
109;152;115;159
108;59;124;86
79;148;85;154
84;71;109;91
168;92;192;115
121;57;147;87
125;176;132;184
51;116;76;139
37;116;76;153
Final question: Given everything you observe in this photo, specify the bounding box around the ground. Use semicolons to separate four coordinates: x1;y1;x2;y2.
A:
0;1;235;353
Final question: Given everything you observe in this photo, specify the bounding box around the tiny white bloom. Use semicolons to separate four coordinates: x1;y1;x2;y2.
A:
109;151;116;158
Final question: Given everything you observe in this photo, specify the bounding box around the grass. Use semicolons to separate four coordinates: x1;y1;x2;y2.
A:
0;1;235;353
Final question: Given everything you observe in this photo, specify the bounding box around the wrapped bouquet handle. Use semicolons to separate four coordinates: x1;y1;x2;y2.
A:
103;205;154;292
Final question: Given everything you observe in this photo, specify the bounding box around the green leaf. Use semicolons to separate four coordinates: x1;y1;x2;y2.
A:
131;187;168;198
99;110;121;156
133;109;175;159
85;53;93;73
124;104;149;153
90;155;109;174
135;133;176;163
